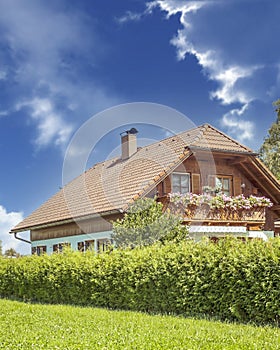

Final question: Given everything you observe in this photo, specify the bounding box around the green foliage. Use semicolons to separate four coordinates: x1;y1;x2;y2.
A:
4;247;20;258
259;99;280;179
0;240;2;256
1;299;280;350
0;238;280;326
112;198;188;248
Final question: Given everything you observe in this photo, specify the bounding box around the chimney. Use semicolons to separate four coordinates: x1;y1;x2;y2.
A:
121;127;138;160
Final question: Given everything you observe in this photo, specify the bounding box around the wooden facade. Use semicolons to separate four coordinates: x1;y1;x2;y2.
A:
155;152;277;232
31;214;120;242
156;153;262;198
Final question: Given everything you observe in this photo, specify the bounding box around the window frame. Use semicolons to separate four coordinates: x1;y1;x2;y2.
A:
53;242;70;253
97;238;113;253
32;245;46;256
215;175;232;196
77;240;95;252
171;172;191;194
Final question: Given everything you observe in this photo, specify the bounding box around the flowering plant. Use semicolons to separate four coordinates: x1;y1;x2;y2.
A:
169;193;273;210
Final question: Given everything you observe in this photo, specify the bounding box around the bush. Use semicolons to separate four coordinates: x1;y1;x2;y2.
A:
112;198;189;248
0;238;279;325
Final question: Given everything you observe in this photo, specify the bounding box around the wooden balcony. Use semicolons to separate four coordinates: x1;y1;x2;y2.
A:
182;205;265;225
158;195;266;229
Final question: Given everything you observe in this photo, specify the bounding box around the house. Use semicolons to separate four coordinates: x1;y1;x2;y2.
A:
10;124;280;254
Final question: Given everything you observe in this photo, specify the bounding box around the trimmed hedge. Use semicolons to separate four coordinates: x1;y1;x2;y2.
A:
0;238;279;325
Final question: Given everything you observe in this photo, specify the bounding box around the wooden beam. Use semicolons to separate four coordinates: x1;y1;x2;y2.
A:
271;205;280;211
238;162;278;203
183;219;264;225
230;157;248;166
249;157;280;194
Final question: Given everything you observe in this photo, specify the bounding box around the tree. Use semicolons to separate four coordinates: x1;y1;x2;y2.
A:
0;240;2;256
112;197;189;248
259;99;280;180
4;248;20;258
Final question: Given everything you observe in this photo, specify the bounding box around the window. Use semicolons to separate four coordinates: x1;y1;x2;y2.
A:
215;176;232;196
172;173;190;194
77;240;95;252
97;239;113;253
32;245;46;256
53;242;70;253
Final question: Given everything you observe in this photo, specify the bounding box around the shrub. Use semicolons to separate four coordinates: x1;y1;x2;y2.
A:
0;238;279;325
112;198;188;248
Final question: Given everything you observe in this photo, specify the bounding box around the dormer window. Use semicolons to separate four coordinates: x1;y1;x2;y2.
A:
172;173;190;194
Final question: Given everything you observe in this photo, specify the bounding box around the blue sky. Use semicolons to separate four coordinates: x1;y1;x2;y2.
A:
1;0;280;254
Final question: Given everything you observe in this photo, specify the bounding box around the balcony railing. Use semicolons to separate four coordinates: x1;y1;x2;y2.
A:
182;204;266;222
158;193;270;225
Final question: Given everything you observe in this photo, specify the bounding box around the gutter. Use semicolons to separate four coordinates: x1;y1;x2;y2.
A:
12;232;31;245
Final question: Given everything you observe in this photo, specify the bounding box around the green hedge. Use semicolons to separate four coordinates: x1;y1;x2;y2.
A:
0;238;279;325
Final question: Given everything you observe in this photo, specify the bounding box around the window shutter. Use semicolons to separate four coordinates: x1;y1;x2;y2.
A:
208;175;216;188
165;176;172;194
233;177;242;196
192;174;201;194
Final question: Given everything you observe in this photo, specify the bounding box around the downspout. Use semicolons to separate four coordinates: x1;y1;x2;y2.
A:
13;232;31;245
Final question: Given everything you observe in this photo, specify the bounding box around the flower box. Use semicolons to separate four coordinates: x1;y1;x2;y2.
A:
168;193;269;222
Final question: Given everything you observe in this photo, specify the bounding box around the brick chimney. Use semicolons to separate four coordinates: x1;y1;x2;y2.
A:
121;128;138;160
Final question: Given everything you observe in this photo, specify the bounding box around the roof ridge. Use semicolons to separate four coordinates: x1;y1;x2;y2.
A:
132;124;203;148
85;125;203;170
189;123;208;145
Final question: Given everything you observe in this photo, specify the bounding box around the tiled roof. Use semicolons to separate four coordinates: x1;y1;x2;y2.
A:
11;124;254;232
190;124;252;153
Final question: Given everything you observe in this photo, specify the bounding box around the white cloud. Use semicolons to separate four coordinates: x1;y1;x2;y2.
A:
0;1;92;71
0;0;118;151
116;1;158;24
117;11;143;24
0;70;7;80
147;0;280;148
148;0;210;59
0;205;29;254
149;0;255;106
16;98;74;148
148;0;206;19
221;105;255;143
210;66;256;105
0;110;9;117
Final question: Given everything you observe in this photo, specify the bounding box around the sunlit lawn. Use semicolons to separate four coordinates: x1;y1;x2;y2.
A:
0;299;279;349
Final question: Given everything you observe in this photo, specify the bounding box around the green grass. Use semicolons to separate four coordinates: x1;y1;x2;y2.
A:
0;299;279;349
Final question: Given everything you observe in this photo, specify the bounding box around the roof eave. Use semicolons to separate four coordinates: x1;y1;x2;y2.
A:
10;209;122;233
189;146;257;156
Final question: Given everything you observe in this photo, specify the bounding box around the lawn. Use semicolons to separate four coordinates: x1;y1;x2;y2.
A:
0;299;279;349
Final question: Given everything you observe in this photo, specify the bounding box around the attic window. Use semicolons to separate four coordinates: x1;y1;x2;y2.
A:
172;173;190;194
